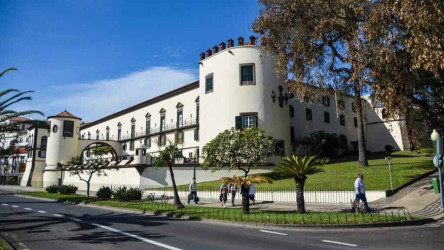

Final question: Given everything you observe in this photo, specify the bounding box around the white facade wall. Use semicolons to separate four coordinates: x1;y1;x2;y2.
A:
199;46;291;157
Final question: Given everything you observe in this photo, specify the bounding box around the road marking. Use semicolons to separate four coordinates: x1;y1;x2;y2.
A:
259;230;288;236
37;210;47;214
91;223;182;250
322;240;358;247
53;214;64;217
69;218;82;222
1;204;8;206
11;205;19;208
24;208;32;211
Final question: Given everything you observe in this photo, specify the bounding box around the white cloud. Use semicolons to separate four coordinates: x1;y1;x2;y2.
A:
14;67;198;122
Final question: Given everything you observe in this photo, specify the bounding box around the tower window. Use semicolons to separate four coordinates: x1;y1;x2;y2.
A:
340;115;345;126
205;74;213;93
306;108;312;120
240;64;255;85
324;112;330;123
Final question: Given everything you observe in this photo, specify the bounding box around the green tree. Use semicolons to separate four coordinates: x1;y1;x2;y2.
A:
153;140;184;209
276;155;321;213
0;67;44;135
202;127;276;213
64;144;117;198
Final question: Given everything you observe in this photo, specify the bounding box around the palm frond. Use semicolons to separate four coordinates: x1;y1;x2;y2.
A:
0;68;17;77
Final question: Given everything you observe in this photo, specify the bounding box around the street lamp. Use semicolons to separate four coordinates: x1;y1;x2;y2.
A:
193;148;198;180
431;129;444;208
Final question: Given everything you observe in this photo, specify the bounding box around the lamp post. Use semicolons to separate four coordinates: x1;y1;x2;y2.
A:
431;129;444;209
193;148;197;180
385;156;394;192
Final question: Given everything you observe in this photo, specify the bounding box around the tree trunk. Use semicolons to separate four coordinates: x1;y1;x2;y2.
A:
354;81;369;166
86;182;90;198
169;163;184;209
240;183;250;214
295;176;306;213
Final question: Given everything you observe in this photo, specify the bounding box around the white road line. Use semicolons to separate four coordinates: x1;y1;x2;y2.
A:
69;218;82;222
1;204;8;206
259;230;288;236
53;214;64;217
91;223;182;250
24;208;32;211
322;240;358;247
37;210;47;214
11;205;19;208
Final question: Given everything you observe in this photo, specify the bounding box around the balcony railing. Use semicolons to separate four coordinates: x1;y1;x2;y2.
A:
119;117;198;141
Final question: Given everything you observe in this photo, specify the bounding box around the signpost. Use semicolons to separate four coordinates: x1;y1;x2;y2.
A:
431;129;444;209
385;156;394;192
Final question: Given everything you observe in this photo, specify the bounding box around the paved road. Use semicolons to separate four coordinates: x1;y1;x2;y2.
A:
1;192;443;250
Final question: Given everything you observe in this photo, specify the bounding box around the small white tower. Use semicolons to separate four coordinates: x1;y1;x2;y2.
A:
42;110;81;187
133;141;147;165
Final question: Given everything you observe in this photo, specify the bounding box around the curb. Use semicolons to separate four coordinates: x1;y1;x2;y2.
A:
15;193;437;229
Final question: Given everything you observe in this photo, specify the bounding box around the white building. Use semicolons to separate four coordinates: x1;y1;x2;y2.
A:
15;36;409;190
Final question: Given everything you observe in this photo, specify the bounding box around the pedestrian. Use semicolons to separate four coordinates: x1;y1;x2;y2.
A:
188;177;198;204
248;182;256;205
229;181;237;206
220;182;228;207
352;173;371;212
1;165;8;186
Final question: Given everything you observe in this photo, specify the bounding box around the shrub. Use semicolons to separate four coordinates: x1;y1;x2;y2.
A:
96;186;113;200
420;148;435;155
385;145;394;154
113;186;128;201
59;185;78;195
126;188;143;201
113;186;143;201
46;184;59;193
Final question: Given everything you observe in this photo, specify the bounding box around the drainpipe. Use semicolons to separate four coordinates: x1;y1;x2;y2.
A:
26;128;38;186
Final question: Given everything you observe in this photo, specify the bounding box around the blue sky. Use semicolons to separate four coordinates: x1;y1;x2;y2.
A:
0;0;259;121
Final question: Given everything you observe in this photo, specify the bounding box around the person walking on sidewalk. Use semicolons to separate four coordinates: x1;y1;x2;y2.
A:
229;182;237;206
220;182;228;207
248;182;256;205
188;178;198;204
352;173;371;212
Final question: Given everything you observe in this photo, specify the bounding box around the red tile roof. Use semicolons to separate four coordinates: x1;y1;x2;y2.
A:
48;110;81;120
11;117;30;122
13;148;27;154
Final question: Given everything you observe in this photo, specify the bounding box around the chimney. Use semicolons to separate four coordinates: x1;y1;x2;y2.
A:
249;36;256;45
237;36;244;46
206;49;212;57
212;45;219;54
200;52;205;60
219;42;226;51
227;38;234;48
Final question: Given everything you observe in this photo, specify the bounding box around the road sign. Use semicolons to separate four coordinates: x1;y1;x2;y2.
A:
433;155;443;168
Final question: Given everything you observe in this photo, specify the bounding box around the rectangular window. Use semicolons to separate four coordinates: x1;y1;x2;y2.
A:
117;128;121;141
131;124;135;138
160;114;166;132
306;108;312;120
205;74;213;93
290;126;295;142
160;135;166;146
289;105;294;118
324;112;330;123
63;121;74;137
106;131;110;140
146;119;151;135
130;141;134;151
177;131;184;144
340;114;345;126
354;117;358;128
235;115;258;130
194;128;199;141
146;137;151;148
177;110;183;128
240;64;255;85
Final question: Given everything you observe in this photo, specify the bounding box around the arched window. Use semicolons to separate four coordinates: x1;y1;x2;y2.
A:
176;102;184;128
40;136;48;150
96;129;99;140
322;95;330;107
106;126;110;140
87;131;91;140
131;118;136;138
382;109;388;119
145;113;151;135
159;108;166;132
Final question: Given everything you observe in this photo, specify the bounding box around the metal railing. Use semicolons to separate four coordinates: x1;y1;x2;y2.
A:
120;117;198;140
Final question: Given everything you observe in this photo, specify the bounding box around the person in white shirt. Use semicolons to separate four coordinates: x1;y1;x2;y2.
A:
188;178;198;204
229;182;237;206
353;173;371;212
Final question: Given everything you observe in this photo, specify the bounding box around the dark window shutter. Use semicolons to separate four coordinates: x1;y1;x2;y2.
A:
235;116;242;129
254;116;258;127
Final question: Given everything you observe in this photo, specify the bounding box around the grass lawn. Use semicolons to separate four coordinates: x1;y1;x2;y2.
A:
21;192;410;225
183;151;435;191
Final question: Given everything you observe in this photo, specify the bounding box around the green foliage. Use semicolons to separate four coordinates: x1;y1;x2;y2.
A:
202;127;276;177
309;131;339;158
45;184;59;193
113;186;142;201
419;148;435;155
276;155;321;178
59;184;78;195
153;140;183;168
92;145;114;156
96;186;113;200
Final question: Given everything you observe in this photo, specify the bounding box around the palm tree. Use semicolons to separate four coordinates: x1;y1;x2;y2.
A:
0;68;44;134
276;155;321;213
221;175;272;214
153;140;184;209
